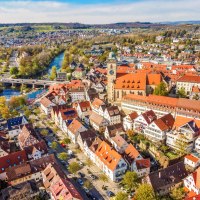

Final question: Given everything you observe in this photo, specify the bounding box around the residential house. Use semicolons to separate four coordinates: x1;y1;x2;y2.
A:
89;111;108;133
76;101;91;120
67;119;87;144
104;106;121;125
24;140;48;160
0;180;40;200
166;120;200;152
184;167;200;197
77;129;96;151
104;123;124;140
42;163;82;200
176;75;200;96
84;137;102;163
7;116;28;139
145;161;188;195
18;124;40;149
0;137;15;157
95;141;127;182
56;108;78;132
6;154;57;186
123;112;138;131
132;158;151;177
195;137;200;152
91;82;105;93
110;134;128;154
91;98;106;116
144;114;175;142
184;154;200;169
123;144;142;171
40;96;56;115
69;88;85;102
133;110;157;133
0;150;28;180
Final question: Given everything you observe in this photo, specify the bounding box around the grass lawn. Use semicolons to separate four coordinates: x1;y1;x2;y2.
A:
166;151;179;160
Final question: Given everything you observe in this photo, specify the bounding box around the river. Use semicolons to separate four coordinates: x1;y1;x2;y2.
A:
0;52;65;100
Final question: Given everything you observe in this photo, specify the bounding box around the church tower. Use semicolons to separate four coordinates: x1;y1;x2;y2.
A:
107;52;117;103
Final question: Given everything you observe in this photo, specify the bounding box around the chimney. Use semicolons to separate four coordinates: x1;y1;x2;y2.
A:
159;172;161;178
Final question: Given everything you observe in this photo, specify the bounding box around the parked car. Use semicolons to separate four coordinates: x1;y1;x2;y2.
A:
86;193;98;200
106;191;114;197
78;172;85;178
77;178;84;186
83;187;89;193
89;174;97;180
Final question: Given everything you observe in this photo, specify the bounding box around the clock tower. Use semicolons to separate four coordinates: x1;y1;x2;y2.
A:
107;52;117;103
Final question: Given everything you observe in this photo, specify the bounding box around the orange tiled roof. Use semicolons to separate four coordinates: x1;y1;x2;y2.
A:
147;73;162;85
173;116;200;129
95;141;122;171
177;75;200;83
115;73;146;90
67;119;84;135
185;154;199;163
124;144;140;160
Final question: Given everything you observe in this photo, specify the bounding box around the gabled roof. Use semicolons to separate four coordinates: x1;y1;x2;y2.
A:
185;154;200;163
124;144;140;164
141;110;157;124
136;158;150;170
115;73;146;90
79;130;96;147
40;97;53;108
92;98;105;109
154;114;174;131
106;106;120;117
68;119;85;134
0;150;28;173
89;112;105;126
78;101;91;112
128;112;138;121
24;140;48;156
106;123;124;137
59;108;78;121
148;161;188;192
95;141;122;171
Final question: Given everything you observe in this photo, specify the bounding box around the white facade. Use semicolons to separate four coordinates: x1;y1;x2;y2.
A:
69;91;85;102
195;137;200;152
184;155;200;169
144;122;166;141
104;109;121;125
176;81;200;96
184;173;200;195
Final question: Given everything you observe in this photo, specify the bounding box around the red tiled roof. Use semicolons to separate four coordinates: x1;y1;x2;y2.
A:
136;158;150;169
177;75;200;83
95;141;122;171
0;150;27;173
185;154;199;163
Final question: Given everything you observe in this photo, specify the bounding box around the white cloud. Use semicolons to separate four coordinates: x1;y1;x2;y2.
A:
0;0;199;24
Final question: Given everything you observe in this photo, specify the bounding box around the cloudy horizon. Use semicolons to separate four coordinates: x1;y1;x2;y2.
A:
0;0;199;24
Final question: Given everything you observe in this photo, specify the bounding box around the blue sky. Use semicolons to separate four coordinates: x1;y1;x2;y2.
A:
0;0;199;24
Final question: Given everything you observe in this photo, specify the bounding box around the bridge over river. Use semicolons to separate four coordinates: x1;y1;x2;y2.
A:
0;78;68;88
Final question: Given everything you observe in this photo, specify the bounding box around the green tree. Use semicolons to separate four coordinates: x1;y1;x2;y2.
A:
58;152;68;161
10;67;19;75
40;129;49;137
49;66;57;80
177;87;187;98
122;171;139;191
135;184;156;200
115;192;129;200
1;106;10;119
83;180;93;190
85;158;93;167
24;109;31;118
99;174;108;183
153;82;168;96
170;187;185;200
68;162;80;175
51;141;58;149
62;137;71;144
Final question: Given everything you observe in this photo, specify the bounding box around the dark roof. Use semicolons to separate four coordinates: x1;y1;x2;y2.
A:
7;116;28;130
79;130;96;147
0;180;39;200
106;106;120;117
24;140;48;156
147;161;188;192
106;123;124;137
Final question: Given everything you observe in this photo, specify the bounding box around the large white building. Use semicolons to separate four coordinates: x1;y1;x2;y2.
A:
176;75;200;96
